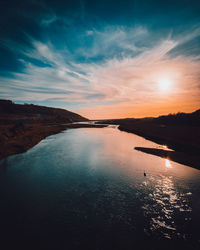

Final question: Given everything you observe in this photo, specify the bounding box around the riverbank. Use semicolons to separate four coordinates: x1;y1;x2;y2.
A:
120;124;200;169
0;100;93;160
135;147;200;169
96;109;200;169
0;123;107;160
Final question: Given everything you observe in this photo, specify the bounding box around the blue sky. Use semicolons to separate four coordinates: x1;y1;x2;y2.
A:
0;0;200;118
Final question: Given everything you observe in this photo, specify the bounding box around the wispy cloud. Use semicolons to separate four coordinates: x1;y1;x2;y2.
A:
0;26;200;118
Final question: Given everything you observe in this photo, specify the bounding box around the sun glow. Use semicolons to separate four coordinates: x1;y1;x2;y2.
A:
158;78;173;92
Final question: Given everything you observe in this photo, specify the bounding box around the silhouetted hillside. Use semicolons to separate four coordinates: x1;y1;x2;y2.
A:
155;109;200;126
97;109;200;127
0;99;88;124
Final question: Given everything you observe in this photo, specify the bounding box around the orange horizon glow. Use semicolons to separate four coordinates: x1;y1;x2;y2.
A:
73;39;200;120
77;102;200;120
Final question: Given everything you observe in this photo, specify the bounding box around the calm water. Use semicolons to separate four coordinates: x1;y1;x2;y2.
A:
0;126;200;249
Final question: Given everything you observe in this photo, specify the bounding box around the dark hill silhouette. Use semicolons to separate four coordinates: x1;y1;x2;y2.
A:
155;109;200;126
0;99;87;124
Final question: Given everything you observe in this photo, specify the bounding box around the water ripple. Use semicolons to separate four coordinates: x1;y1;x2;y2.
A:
138;174;192;239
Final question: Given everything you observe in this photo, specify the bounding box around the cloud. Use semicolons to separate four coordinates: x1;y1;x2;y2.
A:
0;25;200;118
41;14;58;26
76;26;148;60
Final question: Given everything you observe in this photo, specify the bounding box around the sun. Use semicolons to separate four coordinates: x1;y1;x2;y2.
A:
158;78;172;92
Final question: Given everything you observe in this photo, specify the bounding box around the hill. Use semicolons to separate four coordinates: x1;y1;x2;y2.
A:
0;100;87;124
0;100;88;159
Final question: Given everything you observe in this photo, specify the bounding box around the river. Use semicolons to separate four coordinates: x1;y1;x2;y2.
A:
0;126;200;249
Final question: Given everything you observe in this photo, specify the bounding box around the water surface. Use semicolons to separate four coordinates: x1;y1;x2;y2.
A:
0;126;200;249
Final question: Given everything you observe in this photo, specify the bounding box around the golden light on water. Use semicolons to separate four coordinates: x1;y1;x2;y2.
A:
165;159;172;168
162;145;173;151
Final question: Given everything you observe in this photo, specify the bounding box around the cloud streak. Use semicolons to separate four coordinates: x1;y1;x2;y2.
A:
0;24;200;118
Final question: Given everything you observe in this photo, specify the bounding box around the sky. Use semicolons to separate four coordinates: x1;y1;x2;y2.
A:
0;0;200;119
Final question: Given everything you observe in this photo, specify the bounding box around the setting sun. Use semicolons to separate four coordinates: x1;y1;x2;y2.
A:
159;78;173;92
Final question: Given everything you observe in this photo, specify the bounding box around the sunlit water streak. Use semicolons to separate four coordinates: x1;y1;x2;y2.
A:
165;159;172;168
139;174;193;239
0;126;199;248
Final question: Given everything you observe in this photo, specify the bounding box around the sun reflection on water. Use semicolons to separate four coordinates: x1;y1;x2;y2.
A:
139;174;192;239
165;159;172;168
158;145;173;151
